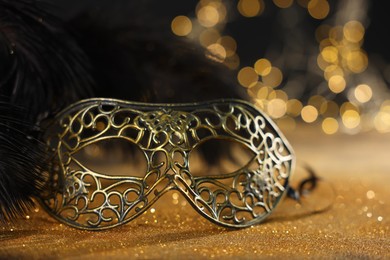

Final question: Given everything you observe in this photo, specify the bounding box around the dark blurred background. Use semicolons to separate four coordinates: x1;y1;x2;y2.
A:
92;0;389;64
52;0;390;134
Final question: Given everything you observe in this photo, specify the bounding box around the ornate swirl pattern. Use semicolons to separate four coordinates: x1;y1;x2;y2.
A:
40;99;294;229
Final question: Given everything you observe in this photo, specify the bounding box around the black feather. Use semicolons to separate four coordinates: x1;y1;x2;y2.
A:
0;101;45;222
0;0;93;122
0;0;93;220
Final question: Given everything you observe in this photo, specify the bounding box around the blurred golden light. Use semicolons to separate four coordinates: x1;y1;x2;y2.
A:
208;1;227;23
341;41;361;54
247;82;264;98
262;67;283;87
273;0;293;8
319;38;333;51
354;84;372;103
343;21;365;43
267;99;287;119
374;111;390;133
206;43;227;62
346;50;368;73
322;117;339;134
171;16;193;36
180;0;384;134
237;0;263;18
276;90;289;101
315;24;331;43
286;99;303;117
197;5;220;27
324;65;344;80
320;100;339;117
84;144;102;157
268;89;288;101
197;0;211;6
199;28;220;47
317;53;330;71
254;58;272;76
219;5;227;23
342;110;360;129
277;116;296;131
328;75;346;93
380;100;390;112
329;26;344;45
301;105;318;123
308;95;326;110
96;121;106;131
321;46;338;63
218;36;237;57
256;85;271;99
340;102;359;115
224;54;240;70
308;0;330;20
237;67;258;88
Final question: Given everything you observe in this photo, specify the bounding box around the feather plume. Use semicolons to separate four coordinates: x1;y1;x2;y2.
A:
0;102;45;221
0;0;93;220
0;0;93;122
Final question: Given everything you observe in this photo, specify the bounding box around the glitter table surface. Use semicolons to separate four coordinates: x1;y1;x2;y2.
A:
1;125;389;259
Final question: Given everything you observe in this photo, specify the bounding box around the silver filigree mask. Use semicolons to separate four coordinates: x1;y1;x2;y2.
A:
40;99;295;230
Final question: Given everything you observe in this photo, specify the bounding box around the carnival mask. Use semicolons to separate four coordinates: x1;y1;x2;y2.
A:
40;99;294;230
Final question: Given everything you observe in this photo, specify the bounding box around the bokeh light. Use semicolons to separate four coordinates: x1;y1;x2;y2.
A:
301;105;318;123
237;67;258;88
267;98;287;119
343;21;365;43
218;36;237;57
273;0;293;9
346;50;368;73
374;111;390;133
321;46;338;63
308;0;330;20
171;16;192;36
206;43;227;62
197;5;220;28
254;58;272;76
237;0;264;18
324;65;344;81
342;110;361;129
354;84;372;103
171;0;390;135
328;75;346;93
286;99;303;117
199;29;220;47
322;117;339;134
262;67;283;88
224;54;240;70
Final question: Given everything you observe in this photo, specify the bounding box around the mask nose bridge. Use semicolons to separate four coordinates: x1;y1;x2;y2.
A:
156;143;193;187
136;146;192;213
141;112;195;200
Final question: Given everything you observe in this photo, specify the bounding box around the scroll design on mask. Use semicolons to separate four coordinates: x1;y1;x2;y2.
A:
40;99;294;230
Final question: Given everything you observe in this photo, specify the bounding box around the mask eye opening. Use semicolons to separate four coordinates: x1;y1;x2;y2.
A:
71;137;148;177
189;137;257;177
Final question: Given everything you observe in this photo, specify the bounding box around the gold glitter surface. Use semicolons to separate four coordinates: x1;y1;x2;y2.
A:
1;125;389;259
